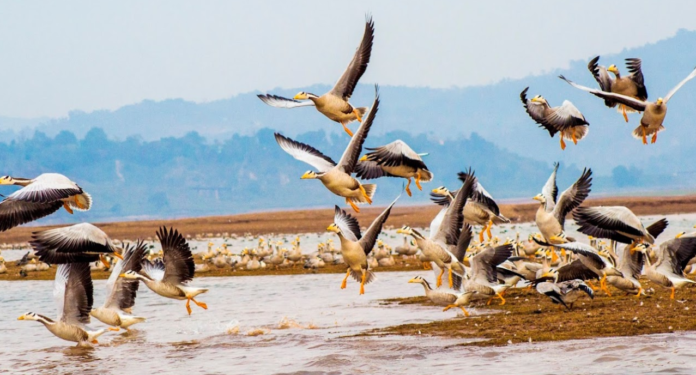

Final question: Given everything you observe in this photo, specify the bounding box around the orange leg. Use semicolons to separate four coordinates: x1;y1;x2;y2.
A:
353;108;363;123
559;137;566;150
497;293;506;305
600;275;612;297
359;270;366;295
359;185;372;204
622;105;628;123
478;230;485;244
571;132;578;145
108;327;120;332
405;178;412;197
436;267;445;288
486;220;493;239
192;298;207;310
642;127;647;145
63;202;74;214
422;261;432;270
347;199;360;213
634;287;643;298
186;299;192;315
99;255;111;269
341;269;350;289
447;267;453;289
651;131;657;144
670;287;675;300
341;123;354;137
415;172;423;191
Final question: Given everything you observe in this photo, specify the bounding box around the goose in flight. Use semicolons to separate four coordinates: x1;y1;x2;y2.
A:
18;262;117;346
355;140;433;196
327;193;399;295
120;227;209;315
573;206;668;246
30;223;123;268
641;234;696;299
258;16;375;137
559;66;696;144
0;173;92;232
536;280;594;310
534;163;592;246
431;171;509;242
587;56;648;122
520;87;589;150
91;241;148;331
397;171;477;288
274;86;379;212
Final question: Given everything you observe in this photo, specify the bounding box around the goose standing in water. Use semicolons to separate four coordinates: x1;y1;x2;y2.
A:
120;227;209;315
355;140;433;196
587;56;648;122
274;87;379;213
398;171;477;288
533;163;592;247
258;16;375;137
560;67;696;144
0;173;92;232
327;194;400;295
90;241;148;331
520;87;589;150
18;262;117;346
30;223;124;268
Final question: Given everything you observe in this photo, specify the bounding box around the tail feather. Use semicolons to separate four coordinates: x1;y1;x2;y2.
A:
70;192;92;211
350;269;376;285
561;125;589;142
632;124;664;139
351;184;377;204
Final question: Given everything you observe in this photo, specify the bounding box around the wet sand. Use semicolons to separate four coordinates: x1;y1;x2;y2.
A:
3;194;696;244
365;281;696;347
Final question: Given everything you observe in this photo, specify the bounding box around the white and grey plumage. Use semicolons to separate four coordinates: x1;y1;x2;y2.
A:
274;86;379;213
327;194;399;295
397;171;477;289
606;243;645;297
258;16;375;137
120;227;208;315
521;87;589;150
574;206;668;245
431;172;510;242
560;67;696;144
534;163;592;245
0;173;92;232
587;56;648;122
408;275;474;316
642;235;696;299
462;243;515;305
355;140;433;197
30;223;123;266
91;241;148;330
536;280;594;310
18;262;114;346
536;239;622;296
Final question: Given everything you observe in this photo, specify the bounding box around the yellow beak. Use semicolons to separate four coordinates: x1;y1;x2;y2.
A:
300;172;314;179
533;195;542;201
17;315;25;320
359;155;368;161
408;278;419;283
119;273;127;278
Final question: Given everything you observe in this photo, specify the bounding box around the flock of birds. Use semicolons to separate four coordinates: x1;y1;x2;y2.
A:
1;15;696;347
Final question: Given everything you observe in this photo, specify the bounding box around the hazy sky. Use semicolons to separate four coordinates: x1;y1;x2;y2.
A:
1;1;695;118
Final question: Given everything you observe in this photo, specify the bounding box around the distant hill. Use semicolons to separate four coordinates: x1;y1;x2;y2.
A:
21;28;696;177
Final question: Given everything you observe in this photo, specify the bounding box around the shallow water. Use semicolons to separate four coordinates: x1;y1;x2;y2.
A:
3;271;696;374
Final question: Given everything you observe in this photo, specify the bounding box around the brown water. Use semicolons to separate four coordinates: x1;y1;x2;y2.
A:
3;271;696;374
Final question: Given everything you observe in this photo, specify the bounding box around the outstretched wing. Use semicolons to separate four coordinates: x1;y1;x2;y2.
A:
333;205;362;242
0;199;63;232
158;227;195;285
329;16;375;100
521;87;558;137
104;241;147;311
553;168;592;227
56;262;93;326
364;140;428;171
257;94;316;109
30;223;114;264
359;194;400;254
337;85;379;174
559;75;647;112
274;132;336;173
664;66;696;103
625;58;648;101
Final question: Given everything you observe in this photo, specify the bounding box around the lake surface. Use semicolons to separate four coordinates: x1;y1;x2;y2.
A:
3;270;696;374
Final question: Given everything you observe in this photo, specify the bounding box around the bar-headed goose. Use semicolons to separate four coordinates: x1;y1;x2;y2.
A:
560;67;696;144
91;241;148;331
120;227;209;315
588;56;648;122
274;86;379;213
521;87;589;150
18;262;117;346
536;280;594;310
573;206;667;246
30;223;123;268
642;234;696;299
327;193;399;295
355;140;433;196
0;173;92;232
258;16;374;137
